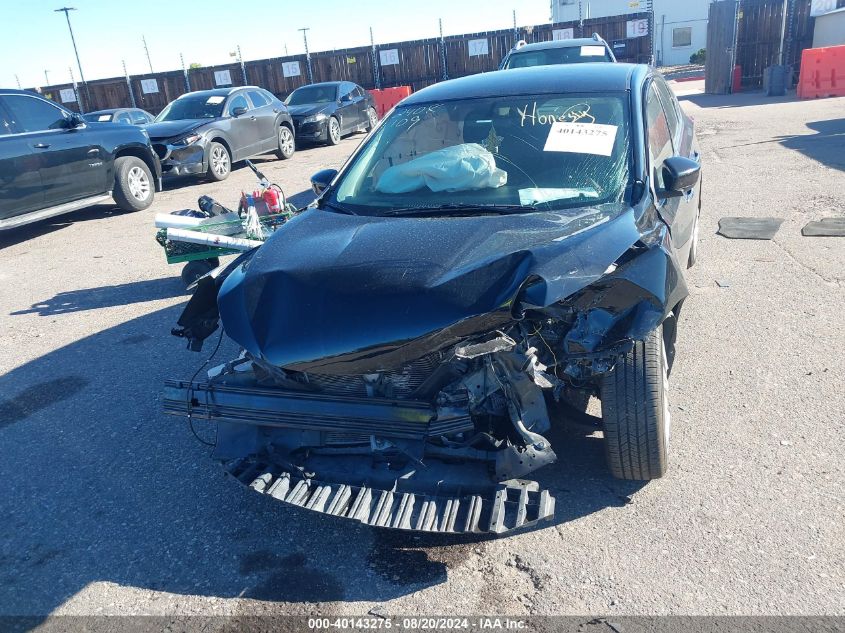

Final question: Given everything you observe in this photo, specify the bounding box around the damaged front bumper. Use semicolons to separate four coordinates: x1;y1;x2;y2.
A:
152;141;205;177
166;206;688;535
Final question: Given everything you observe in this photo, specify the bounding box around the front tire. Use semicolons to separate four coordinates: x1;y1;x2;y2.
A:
113;156;154;211
326;117;341;145
276;125;295;160
365;107;378;132
206;142;231;181
600;325;670;480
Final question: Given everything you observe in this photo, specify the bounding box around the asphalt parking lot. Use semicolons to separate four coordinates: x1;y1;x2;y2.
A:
1;84;843;618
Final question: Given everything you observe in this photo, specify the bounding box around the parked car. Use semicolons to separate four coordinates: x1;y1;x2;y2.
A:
500;33;616;69
285;81;378;146
84;108;155;125
0;89;161;231
144;86;295;182
167;63;701;535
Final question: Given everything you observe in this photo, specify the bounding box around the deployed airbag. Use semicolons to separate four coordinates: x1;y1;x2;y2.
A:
375;143;507;194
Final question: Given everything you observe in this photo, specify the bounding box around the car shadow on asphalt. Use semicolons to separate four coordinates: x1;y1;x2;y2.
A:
8;277;187;316
0;204;135;250
777;118;845;172
0;304;645;615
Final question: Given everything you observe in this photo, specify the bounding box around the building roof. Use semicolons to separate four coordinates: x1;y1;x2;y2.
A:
403;63;642;104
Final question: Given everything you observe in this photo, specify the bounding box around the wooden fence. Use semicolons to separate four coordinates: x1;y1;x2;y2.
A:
38;13;652;114
706;0;845;93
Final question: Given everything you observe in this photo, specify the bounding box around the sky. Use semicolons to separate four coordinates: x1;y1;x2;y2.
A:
1;0;552;89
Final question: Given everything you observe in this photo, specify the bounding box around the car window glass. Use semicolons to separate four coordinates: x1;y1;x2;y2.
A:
3;95;68;132
286;85;338;105
653;78;680;141
247;90;270;107
333;93;630;215
0;103;12;136
506;45;612;68
646;84;675;189
115;112;132;124
340;83;354;98
228;94;249;114
353;86;364;98
133;112;151;124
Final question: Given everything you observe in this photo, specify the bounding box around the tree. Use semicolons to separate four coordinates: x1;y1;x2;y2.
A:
189;63;202;69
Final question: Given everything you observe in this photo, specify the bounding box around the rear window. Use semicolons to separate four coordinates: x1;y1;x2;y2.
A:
505;45;612;69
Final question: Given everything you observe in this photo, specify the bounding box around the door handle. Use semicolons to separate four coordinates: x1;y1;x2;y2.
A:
87;148;99;155
32;143;51;149
249;115;257;121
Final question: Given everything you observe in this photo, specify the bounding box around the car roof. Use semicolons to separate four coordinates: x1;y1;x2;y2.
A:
177;86;260;99
403;63;644;104
513;38;610;53
293;81;343;89
0;88;48;97
87;108;124;115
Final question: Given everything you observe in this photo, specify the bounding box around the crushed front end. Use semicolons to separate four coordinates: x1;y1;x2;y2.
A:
166;206;687;535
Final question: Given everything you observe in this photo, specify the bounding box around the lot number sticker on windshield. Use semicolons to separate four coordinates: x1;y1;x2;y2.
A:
581;45;606;56
206;96;225;104
543;122;618;156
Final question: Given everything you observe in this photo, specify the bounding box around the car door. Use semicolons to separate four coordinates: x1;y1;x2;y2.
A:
2;94;107;208
336;83;359;134
0;98;44;221
245;90;278;153
225;92;260;160
652;76;698;252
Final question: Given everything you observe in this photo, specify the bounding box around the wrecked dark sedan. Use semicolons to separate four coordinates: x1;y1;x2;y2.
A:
166;63;702;535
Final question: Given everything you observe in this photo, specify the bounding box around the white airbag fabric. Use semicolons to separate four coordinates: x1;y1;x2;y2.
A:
375;143;507;193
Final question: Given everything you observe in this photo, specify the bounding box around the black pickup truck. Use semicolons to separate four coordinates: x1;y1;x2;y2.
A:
0;89;162;231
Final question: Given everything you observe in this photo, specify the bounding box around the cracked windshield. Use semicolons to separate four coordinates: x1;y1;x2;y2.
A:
331;93;630;215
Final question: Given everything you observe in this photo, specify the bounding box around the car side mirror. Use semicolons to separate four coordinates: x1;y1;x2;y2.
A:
67;112;85;128
658;156;701;198
340;94;352;103
231;106;247;117
311;168;338;195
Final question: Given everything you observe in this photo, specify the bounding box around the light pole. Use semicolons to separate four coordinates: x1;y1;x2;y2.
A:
44;69;51;85
298;27;313;83
142;35;154;74
55;7;90;111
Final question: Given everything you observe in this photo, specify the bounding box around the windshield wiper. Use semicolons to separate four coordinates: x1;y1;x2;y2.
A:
320;200;358;215
381;203;537;217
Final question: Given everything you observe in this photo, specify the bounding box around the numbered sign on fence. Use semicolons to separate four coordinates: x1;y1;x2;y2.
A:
626;18;649;38
810;0;837;16
59;88;76;103
468;38;489;57
379;49;399;66
553;28;575;41
282;61;301;78
140;79;158;94
214;70;232;86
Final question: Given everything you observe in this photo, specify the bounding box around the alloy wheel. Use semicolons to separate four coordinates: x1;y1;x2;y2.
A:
279;127;294;156
127;166;151;201
211;146;229;176
329;118;340;143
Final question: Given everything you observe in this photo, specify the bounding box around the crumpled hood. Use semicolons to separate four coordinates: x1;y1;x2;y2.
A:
218;207;643;372
287;104;331;118
144;119;209;140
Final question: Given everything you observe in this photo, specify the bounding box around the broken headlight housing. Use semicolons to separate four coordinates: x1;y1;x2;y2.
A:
173;133;201;146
